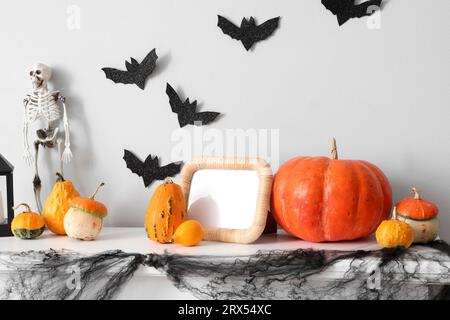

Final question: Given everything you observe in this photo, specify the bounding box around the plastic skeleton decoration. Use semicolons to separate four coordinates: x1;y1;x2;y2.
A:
22;63;72;212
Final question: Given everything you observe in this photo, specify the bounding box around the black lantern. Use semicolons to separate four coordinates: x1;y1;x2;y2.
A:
0;154;14;237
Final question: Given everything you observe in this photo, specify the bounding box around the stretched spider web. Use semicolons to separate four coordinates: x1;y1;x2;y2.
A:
0;241;449;300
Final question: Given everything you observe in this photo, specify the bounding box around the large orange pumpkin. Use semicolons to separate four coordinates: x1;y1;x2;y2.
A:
271;138;392;242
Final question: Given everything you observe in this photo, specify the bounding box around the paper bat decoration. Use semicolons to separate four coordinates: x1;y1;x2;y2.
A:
321;0;382;26
123;149;182;187
102;48;158;90
217;15;280;51
166;83;221;128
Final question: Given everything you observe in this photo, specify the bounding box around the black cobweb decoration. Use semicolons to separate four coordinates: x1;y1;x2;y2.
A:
0;241;449;300
0;249;145;300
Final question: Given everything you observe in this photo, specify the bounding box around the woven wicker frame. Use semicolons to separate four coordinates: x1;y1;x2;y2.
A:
179;157;273;244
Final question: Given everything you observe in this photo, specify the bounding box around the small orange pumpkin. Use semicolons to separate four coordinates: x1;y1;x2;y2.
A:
396;188;439;243
11;203;45;239
64;183;107;241
145;178;187;243
376;207;414;249
42;173;80;235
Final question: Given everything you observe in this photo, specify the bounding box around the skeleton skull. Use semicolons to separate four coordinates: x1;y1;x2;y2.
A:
29;63;52;89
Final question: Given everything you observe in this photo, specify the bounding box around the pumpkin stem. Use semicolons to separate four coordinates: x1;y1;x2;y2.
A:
56;172;65;182
412;187;420;200
330;137;338;160
392;206;398;220
164;177;174;184
13;203;32;213
90;183;105;199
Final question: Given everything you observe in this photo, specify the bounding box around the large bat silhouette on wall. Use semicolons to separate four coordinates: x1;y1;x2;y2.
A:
166;83;221;127
321;0;382;26
102;49;158;90
123;150;182;187
217;15;280;51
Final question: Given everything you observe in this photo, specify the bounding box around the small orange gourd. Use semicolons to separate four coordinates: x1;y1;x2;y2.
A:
11;203;45;239
42;173;80;235
145;178;187;243
376;207;414;249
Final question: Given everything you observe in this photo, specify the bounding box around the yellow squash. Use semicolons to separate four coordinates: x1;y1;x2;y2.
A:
42;173;80;235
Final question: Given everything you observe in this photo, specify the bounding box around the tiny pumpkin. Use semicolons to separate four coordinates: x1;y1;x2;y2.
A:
145;178;187;244
42;173;80;235
11;203;45;239
396;188;439;244
173;220;204;247
64;183;107;241
376;207;414;249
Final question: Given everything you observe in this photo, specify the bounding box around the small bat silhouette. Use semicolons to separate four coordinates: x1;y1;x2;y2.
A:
102;48;158;90
217;15;280;51
321;0;382;26
166;83;221;128
123;149;182;187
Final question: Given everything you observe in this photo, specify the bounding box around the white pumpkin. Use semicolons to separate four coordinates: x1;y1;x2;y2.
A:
64;207;104;241
64;183;107;241
396;188;439;244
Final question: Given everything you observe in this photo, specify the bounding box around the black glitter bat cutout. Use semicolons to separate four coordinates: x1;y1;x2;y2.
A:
322;0;382;26
123;149;182;187
166;83;221;128
102;49;158;90
217;15;280;51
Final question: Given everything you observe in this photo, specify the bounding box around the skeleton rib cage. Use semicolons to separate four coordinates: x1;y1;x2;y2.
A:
25;91;61;123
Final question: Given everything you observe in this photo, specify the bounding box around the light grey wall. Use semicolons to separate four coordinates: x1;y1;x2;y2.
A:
1;0;449;240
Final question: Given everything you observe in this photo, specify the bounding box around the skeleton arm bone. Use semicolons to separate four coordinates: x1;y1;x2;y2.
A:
23;97;30;149
59;94;73;164
22;97;33;165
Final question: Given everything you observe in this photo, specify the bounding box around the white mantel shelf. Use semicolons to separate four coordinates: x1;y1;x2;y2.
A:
0;227;382;255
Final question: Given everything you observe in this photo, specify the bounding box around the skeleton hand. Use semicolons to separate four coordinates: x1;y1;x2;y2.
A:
62;147;73;164
23;147;34;165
